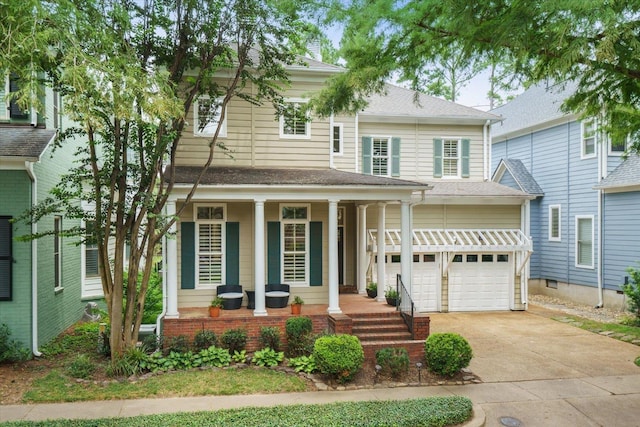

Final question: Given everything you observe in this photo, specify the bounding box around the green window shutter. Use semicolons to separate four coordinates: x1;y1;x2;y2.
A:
309;221;323;286
391;137;401;177
0;216;13;300
433;138;443;178
225;222;239;285
180;222;195;289
267;222;281;284
362;136;372;175
461;138;470;178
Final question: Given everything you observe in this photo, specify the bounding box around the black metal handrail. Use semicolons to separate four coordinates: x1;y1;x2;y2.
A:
396;274;414;339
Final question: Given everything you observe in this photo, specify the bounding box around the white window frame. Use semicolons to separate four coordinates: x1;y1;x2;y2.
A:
194;96;227;138
80;219;103;298
372;136;391;177
332;123;343;155
548;205;561;242
442;138;461;178
194;204;227;288
279;98;310;139
54;216;63;290
581;119;596;159
608;134;628;156
575;215;594;269
280;203;310;286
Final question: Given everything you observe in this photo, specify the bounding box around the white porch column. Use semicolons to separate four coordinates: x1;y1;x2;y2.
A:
376;202;386;302
400;200;412;296
357;204;368;294
328;199;342;314
165;200;179;318
254;199;267;316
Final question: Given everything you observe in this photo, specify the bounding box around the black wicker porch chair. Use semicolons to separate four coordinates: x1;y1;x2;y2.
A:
216;285;243;310
265;283;290;308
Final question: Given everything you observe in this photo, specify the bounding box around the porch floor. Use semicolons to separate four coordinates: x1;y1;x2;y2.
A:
178;293;397;319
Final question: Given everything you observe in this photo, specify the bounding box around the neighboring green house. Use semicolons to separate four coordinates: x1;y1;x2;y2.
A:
0;78;101;355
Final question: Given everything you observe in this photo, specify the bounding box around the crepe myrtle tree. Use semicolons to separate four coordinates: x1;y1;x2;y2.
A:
2;0;315;358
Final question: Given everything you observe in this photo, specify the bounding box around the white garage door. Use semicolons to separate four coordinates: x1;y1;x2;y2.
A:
448;253;512;311
383;254;439;312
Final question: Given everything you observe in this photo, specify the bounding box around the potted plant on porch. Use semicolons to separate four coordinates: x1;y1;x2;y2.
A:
209;296;224;317
366;282;377;298
291;295;304;315
385;287;399;307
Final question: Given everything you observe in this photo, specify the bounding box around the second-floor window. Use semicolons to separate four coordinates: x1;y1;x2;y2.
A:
372;137;389;175
609;134;627;155
549;205;561;241
1;74;30;122
433;138;470;178
194;97;227;137
196;205;226;287
332;123;343;154
280;100;310;138
362;136;400;177
581;119;596;158
443;139;459;176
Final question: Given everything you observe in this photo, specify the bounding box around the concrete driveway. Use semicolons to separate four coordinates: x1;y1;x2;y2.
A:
428;305;640;427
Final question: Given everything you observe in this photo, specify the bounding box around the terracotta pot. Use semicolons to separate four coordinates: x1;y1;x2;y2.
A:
291;303;302;315
209;306;221;317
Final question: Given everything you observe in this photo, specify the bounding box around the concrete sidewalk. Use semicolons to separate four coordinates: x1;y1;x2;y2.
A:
2;307;640;426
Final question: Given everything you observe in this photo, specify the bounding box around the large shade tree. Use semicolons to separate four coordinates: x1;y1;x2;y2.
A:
1;0;314;358
319;0;640;152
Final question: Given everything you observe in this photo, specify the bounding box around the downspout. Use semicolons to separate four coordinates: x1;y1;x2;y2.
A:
595;130;605;308
483;120;491;180
26;161;42;357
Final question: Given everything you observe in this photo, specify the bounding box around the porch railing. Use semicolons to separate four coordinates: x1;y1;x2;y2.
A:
396;274;414;339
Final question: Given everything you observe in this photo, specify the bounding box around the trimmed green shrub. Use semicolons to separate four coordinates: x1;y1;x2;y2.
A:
375;347;409;379
193;329;218;351
425;333;473;377
285;316;313;357
220;328;247;354
622;264;640;323
259;326;281;352
0;323;30;363
252;347;284;367
67;354;96;379
313;334;364;383
164;335;190;355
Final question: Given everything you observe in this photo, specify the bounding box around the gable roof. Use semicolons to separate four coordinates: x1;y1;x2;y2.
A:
491;80;578;140
425;180;533;199
361;84;499;125
594;154;640;192
492;158;544;196
0;127;56;160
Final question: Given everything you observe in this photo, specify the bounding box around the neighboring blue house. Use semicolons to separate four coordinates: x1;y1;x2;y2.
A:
490;81;639;311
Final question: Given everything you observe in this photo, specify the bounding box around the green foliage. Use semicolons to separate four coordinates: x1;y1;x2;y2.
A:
142;346;231;373
285;316;314;357
193;346;232;368
220;329;248;354
313;334;364;383
0;323;30;363
635;356;640;367
107;346;148;377
164;335;191;355
231;350;247;363
287;355;317;373
66;354;96;379
375;347;410;379
123;269;163;324
41;321;105;358
385;287;399;299
366;282;377;291
252;347;284;367
259;326;281;352
193;330;218;351
622;265;640;321
425;333;473;377
292;295;305;305
210;297;224;308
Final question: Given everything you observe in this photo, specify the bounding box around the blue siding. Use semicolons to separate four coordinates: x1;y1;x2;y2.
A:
491;143;507;172
602;191;640;291
529;198;542;277
498;170;520;191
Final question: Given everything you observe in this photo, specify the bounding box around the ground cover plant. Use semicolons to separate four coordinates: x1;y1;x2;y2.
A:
2;396;473;427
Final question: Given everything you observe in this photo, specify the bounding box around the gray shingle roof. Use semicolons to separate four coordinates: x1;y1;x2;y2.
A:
491;80;578;139
168;166;429;188
424;180;532;198
497;159;544;196
0;127;56;159
594;154;640;190
362;84;499;123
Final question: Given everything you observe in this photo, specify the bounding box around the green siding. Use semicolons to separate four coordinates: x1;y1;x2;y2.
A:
181;222;195;289
309;221;323;286
267;222;281;284
225;222;239;285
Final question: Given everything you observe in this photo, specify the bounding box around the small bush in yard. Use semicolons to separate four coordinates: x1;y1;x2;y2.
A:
252;347;284;367
622;264;640;325
259;326;281;352
285;316;313;357
67;354;96;379
425;333;473;377
0;323;30;363
193;329;218;351
313;334;364;383
164;334;190;355
375;347;409;379
220;328;247;354
288;355;317;373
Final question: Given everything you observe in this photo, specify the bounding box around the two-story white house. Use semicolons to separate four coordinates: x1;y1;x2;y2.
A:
161;57;534;325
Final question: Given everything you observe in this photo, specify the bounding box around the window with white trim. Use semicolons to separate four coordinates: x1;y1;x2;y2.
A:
443;139;460;177
85;221;100;278
54;216;62;289
332;123;343;154
581;119;596;158
194;97;227;137
576;216;594;268
195;205;226;287
281;205;309;284
280;100;310;138
549;205;561;241
372;137;390;176
609;134;627;155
